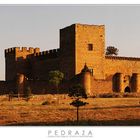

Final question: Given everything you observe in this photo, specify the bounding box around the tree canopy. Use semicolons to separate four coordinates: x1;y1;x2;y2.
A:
70;99;88;107
48;70;64;93
68;84;87;99
106;46;119;56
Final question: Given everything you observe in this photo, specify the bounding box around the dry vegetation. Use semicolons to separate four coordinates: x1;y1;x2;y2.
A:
0;94;140;126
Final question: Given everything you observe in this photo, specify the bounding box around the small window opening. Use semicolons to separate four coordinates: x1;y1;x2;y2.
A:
88;44;93;51
90;69;93;76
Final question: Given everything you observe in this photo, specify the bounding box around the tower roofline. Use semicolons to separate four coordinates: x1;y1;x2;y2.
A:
60;23;105;30
74;23;105;26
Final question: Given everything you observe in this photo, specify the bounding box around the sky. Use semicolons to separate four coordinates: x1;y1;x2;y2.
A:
0;5;140;80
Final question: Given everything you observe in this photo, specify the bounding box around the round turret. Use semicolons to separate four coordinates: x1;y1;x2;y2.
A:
16;73;25;98
118;73;124;93
81;63;91;96
17;73;24;84
135;73;140;93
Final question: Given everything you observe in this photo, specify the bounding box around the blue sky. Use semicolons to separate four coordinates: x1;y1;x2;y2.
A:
0;5;140;80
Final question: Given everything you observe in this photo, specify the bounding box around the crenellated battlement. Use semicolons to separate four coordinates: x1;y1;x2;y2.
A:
5;47;17;54
5;47;40;54
105;55;140;61
5;47;60;62
33;48;60;60
5;47;40;57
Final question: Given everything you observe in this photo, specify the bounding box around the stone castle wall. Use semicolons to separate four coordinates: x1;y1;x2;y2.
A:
105;56;140;77
0;81;15;95
30;49;60;80
103;56;140;94
91;78;112;95
5;47;61;81
5;47;40;81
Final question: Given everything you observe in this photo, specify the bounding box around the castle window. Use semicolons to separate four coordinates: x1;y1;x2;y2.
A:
88;44;93;51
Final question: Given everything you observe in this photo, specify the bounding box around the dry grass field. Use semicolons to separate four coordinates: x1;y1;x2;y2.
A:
0;94;140;126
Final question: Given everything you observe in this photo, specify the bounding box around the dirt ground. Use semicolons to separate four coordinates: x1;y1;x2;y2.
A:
0;94;140;126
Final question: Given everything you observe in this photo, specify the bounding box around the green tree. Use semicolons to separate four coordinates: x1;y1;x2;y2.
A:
106;46;119;56
69;84;88;124
48;70;64;93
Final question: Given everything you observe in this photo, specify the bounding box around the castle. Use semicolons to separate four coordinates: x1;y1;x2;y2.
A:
2;23;140;96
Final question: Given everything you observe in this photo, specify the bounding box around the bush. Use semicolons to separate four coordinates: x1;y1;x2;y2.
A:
42;97;59;105
96;93;138;98
97;93;122;98
42;101;50;105
99;93;113;98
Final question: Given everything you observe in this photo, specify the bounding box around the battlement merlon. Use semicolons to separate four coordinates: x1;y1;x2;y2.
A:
5;47;40;58
32;48;60;59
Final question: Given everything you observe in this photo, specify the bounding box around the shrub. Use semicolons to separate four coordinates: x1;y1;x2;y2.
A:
42;97;59;105
42;101;50;105
98;93;122;98
96;93;138;98
113;93;122;98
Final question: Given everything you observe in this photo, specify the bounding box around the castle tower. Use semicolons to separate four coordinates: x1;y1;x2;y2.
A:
5;47;40;81
81;63;91;96
60;23;105;80
5;48;17;81
60;24;76;80
75;24;105;79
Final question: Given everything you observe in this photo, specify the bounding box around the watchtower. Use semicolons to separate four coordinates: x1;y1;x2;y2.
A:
60;23;105;80
5;47;40;81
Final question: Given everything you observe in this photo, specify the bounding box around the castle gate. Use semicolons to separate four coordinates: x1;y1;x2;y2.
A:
124;86;131;93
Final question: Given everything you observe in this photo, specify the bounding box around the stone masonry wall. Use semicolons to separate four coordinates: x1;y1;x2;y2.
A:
59;24;75;80
75;24;105;79
91;78;112;95
104;56;140;78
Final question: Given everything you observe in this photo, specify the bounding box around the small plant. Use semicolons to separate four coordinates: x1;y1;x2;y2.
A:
42;101;50;105
70;98;88;124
